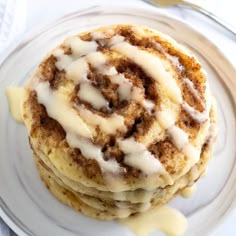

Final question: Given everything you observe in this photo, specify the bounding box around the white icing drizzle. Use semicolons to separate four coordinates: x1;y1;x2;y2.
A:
154;42;185;72
119;205;187;236
118;138;163;174
67;133;122;173
63;56;111;110
90;31;105;40
182;78;211;123
183;78;204;106
112;41;182;104
157;108;201;164
34;81;92;139
64;36;98;57
108;35;125;46
166;54;185;72
77;105;126;134
110;73;133;101
65;57;89;82
183;144;201;163
86;51;107;66
182;102;209;123
156;109;176;129
78;83;108;109
168;126;189;150
149;37;210;124
53;37;97;71
168;126;201;163
141;99;155;114
53;49;74;71
91;29;115;40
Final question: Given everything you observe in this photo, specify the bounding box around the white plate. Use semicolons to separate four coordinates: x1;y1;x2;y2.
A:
0;5;236;236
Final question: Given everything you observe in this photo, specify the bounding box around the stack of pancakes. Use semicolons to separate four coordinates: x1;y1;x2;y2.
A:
22;25;217;220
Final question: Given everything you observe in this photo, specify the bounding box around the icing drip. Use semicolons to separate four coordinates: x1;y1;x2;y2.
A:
180;184;197;198
119;205;187;236
6;87;25;123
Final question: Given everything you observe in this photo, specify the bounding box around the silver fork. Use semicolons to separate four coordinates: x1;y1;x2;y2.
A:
143;0;236;36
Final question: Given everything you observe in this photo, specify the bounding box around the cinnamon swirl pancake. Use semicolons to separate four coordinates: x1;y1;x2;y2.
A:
22;24;217;220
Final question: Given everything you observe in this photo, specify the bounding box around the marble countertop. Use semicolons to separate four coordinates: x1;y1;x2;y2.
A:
1;0;236;235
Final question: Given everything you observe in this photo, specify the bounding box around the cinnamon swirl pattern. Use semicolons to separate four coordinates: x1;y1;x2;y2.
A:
22;25;217;220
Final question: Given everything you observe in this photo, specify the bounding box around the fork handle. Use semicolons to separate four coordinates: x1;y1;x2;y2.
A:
180;1;236;37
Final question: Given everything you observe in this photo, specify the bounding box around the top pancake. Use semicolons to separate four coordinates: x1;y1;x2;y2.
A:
22;24;217;192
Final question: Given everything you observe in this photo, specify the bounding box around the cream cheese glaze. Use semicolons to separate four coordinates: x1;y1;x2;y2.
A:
119;205;187;236
180;184;197;198
6;87;25;123
118;138;164;174
78;82;109;109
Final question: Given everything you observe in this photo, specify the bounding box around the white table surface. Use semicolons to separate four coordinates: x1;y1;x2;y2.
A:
2;0;236;235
